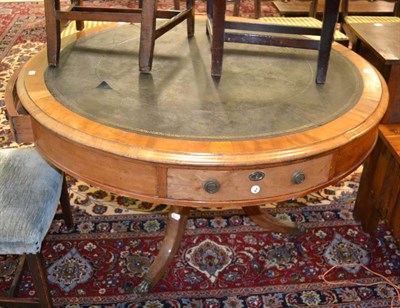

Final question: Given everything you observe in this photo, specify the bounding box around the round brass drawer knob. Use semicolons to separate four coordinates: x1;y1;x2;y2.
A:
203;180;220;194
292;171;306;185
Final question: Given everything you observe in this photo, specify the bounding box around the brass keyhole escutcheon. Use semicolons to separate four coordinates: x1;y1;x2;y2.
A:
249;171;265;181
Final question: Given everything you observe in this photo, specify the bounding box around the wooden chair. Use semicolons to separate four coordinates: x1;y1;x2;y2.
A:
0;148;73;308
206;0;341;83
232;0;348;45
44;0;195;72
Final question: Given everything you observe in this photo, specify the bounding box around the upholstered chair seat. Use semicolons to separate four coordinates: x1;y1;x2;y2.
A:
0;147;72;308
0;148;63;254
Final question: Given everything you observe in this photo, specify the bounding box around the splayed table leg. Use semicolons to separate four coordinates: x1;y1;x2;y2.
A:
243;205;305;236
135;205;191;295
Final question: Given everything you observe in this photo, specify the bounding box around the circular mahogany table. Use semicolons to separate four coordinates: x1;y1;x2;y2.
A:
15;21;388;293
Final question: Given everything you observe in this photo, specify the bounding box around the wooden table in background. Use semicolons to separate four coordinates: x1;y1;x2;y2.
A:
345;22;400;124
273;0;396;17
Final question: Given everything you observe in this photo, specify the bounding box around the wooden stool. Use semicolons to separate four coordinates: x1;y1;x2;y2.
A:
44;0;195;72
206;0;340;83
0;148;73;308
354;124;400;244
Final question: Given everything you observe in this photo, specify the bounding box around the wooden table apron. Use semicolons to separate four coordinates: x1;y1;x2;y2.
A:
16;28;388;208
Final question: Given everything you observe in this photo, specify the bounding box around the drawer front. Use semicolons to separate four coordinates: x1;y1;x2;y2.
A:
167;154;332;202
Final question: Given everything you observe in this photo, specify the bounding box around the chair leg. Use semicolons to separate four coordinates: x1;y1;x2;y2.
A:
174;0;180;9
0;255;41;307
254;0;261;18
60;174;73;229
187;0;195;37
233;0;241;16
26;254;53;308
139;0;157;72
211;0;226;77
73;0;84;31
316;0;340;84
44;0;61;66
7;255;27;298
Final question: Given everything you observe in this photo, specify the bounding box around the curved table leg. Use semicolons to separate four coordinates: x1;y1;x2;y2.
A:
243;205;305;236
135;205;190;295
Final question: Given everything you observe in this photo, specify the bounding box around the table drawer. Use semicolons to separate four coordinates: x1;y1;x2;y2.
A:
5;69;34;143
167;154;332;202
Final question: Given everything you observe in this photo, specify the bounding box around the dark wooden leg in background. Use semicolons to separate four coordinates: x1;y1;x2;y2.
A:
380;155;400;240
187;0;195;37
233;0;241;16
234;0;261;18
381;65;400;124
74;0;84;31
211;0;227;77
354;137;385;233
8;255;27;298
139;0;157;72
316;0;340;84
355;132;400;236
60;174;73;229
135;206;190;294
26;254;53;308
254;0;261;18
44;0;61;66
243;205;304;235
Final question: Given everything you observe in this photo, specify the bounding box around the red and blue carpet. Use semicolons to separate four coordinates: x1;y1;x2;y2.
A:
0;1;399;307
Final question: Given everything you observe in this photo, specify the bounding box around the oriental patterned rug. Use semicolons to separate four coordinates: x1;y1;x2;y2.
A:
0;1;399;307
1;185;400;307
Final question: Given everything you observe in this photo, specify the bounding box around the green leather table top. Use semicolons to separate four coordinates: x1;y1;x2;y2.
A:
45;22;363;141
